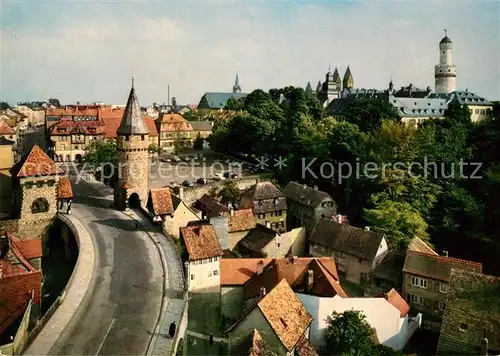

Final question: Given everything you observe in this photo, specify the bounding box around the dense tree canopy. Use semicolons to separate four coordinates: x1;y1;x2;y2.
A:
210;88;500;274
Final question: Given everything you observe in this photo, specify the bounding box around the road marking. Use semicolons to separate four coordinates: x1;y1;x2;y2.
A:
95;318;116;355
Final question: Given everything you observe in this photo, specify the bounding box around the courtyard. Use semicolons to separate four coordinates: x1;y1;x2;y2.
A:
186;287;228;355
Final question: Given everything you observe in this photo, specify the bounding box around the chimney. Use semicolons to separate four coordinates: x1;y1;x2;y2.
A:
365;226;370;231
265;221;271;229
230;207;234;216
443;250;449;257
257;260;264;275
178;186;184;201
337;215;342;224
307;269;314;291
291;256;298;264
260;287;266;298
313;185;318;190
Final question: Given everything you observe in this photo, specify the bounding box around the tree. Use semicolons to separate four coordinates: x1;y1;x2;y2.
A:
218;181;240;207
148;142;161;158
225;97;245;111
83;139;118;168
324;310;403;356
193;133;204;150
324;310;375;356
343;98;400;131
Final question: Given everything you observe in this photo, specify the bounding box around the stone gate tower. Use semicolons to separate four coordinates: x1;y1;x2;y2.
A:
434;30;456;94
114;83;150;210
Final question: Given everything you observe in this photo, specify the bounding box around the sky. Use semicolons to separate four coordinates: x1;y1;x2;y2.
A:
1;0;499;106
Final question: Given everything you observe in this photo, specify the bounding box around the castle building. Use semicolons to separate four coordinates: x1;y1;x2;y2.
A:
315;67;354;107
434;30;457;94
114;83;150;211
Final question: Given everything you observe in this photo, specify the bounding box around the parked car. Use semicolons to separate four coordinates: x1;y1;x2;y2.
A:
160;157;172;163
169;182;179;188
172;156;181;162
214;173;226;181
183;156;191;162
196;178;207;185
182;180;194;187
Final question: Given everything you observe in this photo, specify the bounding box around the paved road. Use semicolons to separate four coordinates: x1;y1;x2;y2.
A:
49;173;164;355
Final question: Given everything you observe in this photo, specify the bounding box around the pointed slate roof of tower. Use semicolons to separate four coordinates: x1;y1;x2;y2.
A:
233;74;241;93
333;68;340;82
343;66;353;80
117;84;149;135
440;36;452;44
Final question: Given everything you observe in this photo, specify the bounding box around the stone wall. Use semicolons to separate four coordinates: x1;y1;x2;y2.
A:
16;176;59;239
178;177;260;206
115;134;150;210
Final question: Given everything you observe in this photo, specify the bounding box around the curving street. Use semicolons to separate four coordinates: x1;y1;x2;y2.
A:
49;172;164;355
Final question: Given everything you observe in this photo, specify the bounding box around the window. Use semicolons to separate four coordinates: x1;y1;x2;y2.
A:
411;276;428;289
459;322;468;331
213;270;219;276
190;274;195;280
31;198;49;214
439;283;448;294
208;270;212;277
408;294;426;305
438;301;446;311
141;135;145;141
258;213;265;219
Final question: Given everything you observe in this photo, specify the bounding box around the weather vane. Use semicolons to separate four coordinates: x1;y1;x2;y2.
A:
444;29;447;36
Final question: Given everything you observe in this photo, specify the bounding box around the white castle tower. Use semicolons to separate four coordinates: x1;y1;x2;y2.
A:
434;30;457;94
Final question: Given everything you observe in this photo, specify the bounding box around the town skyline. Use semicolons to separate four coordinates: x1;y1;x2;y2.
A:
2;0;499;105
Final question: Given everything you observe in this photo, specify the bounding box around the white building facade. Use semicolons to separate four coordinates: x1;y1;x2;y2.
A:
187;257;221;291
297;294;421;351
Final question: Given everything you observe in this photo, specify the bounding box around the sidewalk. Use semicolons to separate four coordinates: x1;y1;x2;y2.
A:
81;176;186;355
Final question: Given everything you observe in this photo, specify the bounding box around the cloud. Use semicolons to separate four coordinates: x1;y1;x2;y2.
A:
1;0;498;105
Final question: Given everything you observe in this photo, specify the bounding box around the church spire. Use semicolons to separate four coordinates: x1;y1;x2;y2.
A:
343;66;354;90
117;84;149;135
233;74;241;93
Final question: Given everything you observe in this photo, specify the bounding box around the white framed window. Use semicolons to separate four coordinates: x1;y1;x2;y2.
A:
439;283;448;294
411;276;428;289
438;301;446;311
213;270;219;276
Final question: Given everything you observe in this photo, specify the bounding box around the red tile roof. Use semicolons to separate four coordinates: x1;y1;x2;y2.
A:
220;258;273;285
57;176;74;199
100;108;157;138
244;257;347;299
144;116;158;136
48;119;104;136
8;232;42;260
181;224;223;261
0;119;15;135
257;279;313;352
46;106;99;117
156;113;193;132
229;209;257;232
295;336;318;356
384;288;410;317
149;188;174;216
10;144;63;178
0;234;41;335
